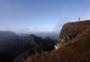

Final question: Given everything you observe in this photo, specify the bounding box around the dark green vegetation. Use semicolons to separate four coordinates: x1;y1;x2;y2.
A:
0;31;56;62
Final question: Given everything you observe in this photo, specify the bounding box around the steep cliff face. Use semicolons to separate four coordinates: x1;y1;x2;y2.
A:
60;20;90;42
21;20;90;62
56;20;90;49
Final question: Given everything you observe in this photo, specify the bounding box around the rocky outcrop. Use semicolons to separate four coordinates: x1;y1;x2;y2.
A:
23;20;90;62
59;20;90;42
28;28;90;62
56;20;90;49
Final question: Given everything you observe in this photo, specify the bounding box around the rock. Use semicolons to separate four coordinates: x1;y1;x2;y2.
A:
24;20;90;62
56;20;90;49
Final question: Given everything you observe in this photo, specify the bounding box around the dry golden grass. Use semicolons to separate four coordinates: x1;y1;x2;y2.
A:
23;20;90;62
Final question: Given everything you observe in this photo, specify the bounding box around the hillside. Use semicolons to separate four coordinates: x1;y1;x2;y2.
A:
23;20;90;62
57;20;90;48
13;34;56;62
0;31;33;62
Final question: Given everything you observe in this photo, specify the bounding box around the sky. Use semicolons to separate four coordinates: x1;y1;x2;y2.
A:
0;0;90;33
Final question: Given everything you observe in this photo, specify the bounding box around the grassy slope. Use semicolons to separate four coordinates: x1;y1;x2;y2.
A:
24;21;90;62
27;28;90;62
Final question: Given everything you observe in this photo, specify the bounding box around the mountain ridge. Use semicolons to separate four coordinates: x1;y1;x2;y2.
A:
23;20;90;62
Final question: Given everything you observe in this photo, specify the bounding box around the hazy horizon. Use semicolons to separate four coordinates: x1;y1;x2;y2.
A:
0;0;90;33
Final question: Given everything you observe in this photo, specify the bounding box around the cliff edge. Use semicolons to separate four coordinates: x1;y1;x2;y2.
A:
21;20;90;62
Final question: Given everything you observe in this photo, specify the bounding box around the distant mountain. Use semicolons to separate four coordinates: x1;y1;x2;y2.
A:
13;34;57;62
0;31;19;51
0;31;57;62
23;20;90;62
0;31;32;62
32;32;59;40
23;34;56;52
16;31;58;40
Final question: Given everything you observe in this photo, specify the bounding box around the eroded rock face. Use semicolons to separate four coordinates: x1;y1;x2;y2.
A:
19;20;90;62
60;20;90;42
55;20;90;49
